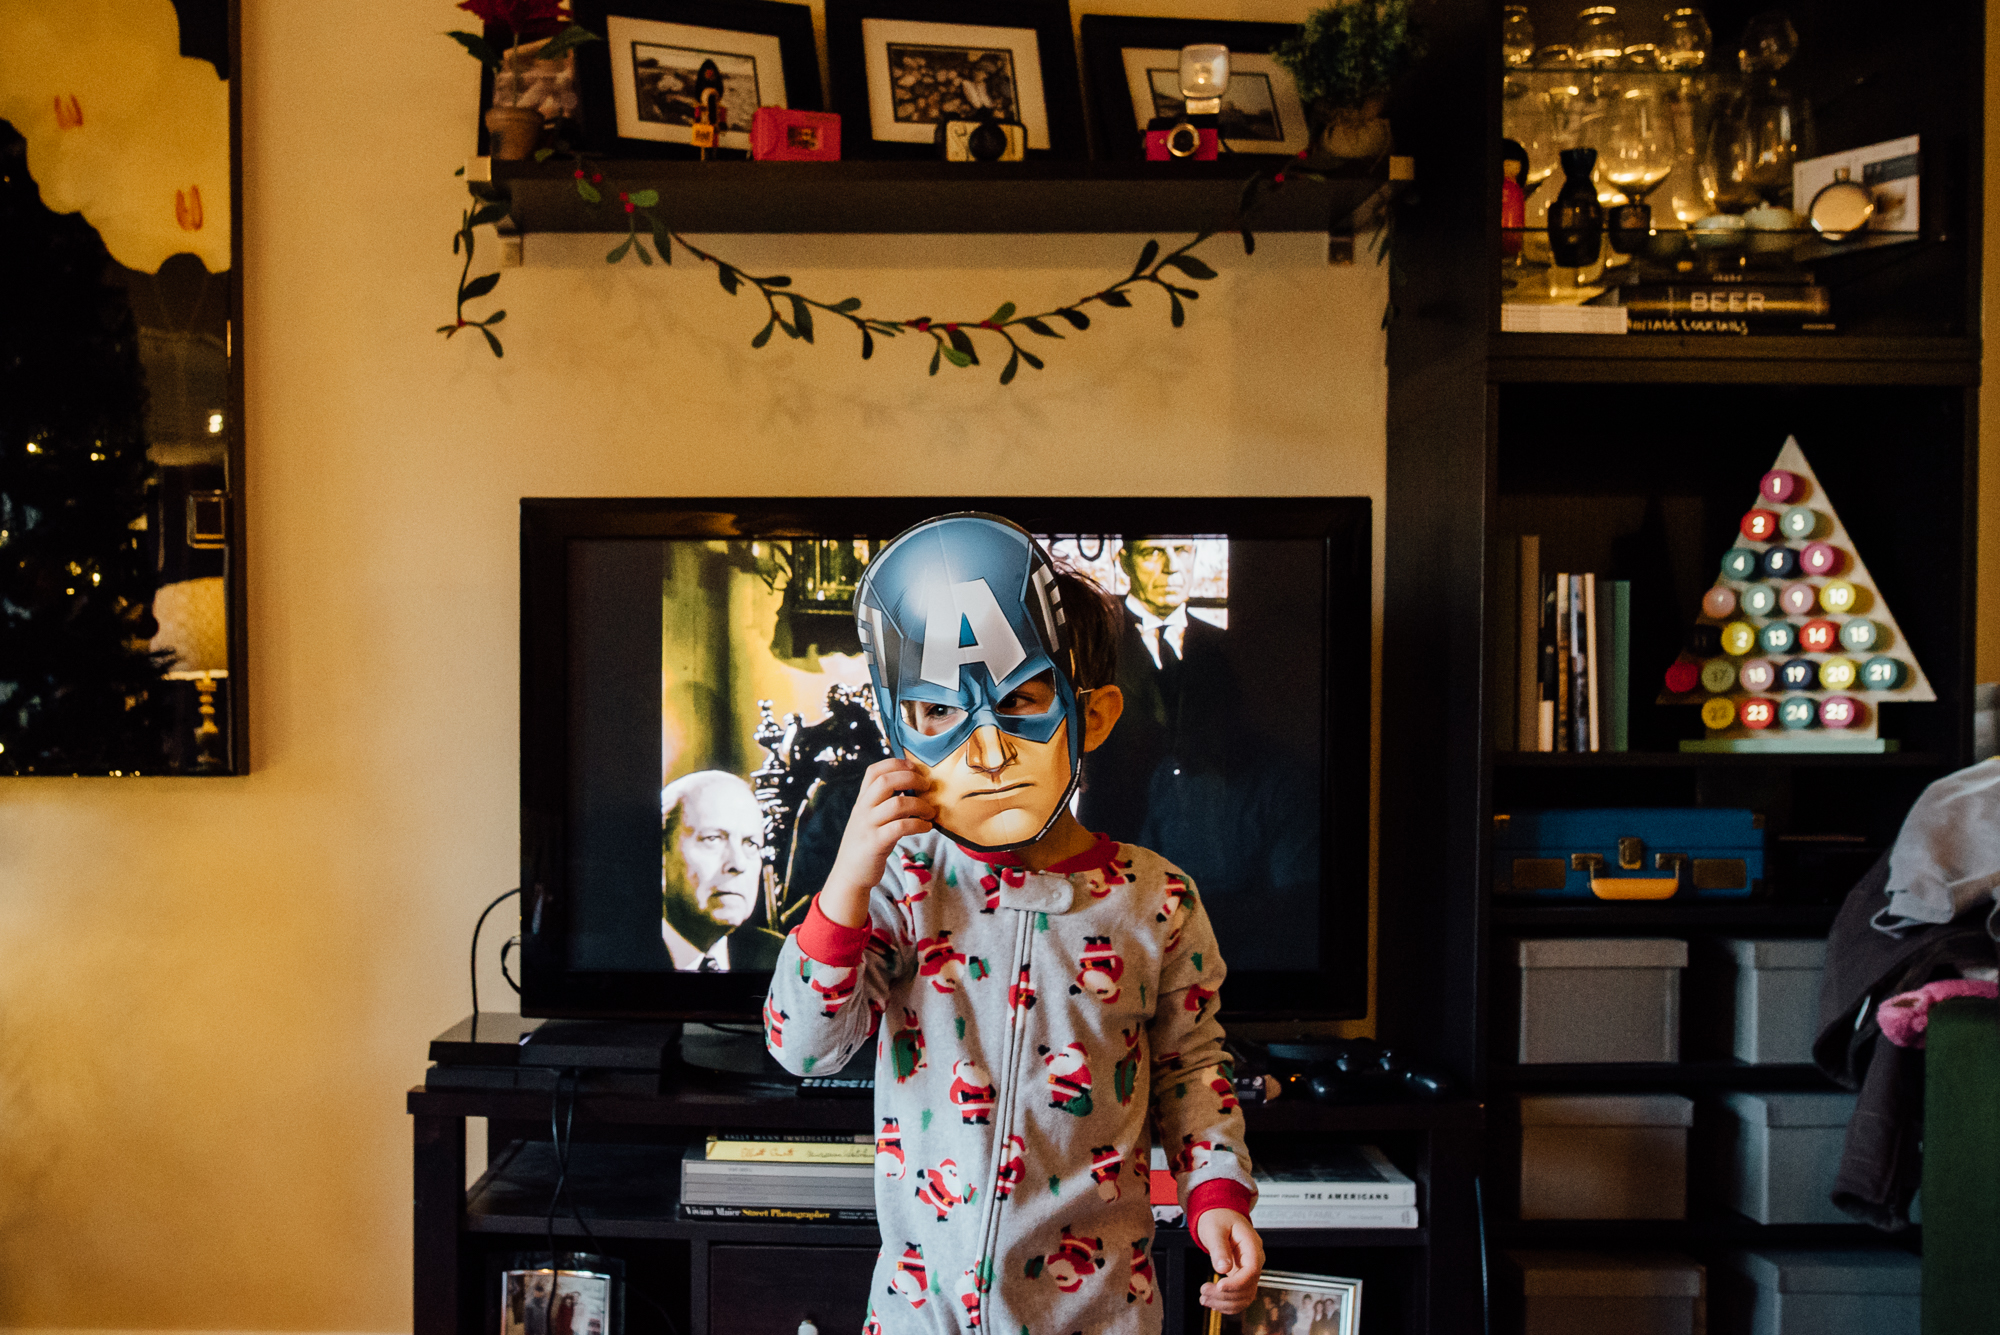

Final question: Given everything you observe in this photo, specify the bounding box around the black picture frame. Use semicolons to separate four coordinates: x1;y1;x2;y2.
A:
564;0;822;159
824;0;1088;161
1078;13;1305;161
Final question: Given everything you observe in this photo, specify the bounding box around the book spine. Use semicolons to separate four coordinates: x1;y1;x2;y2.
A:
711;1132;871;1144
1584;572;1601;754
1554;574;1571;752
1249;1205;1421;1228
1518;535;1541;752
1627;315;1835;336
1495;534;1517;753
1611;580;1631;752
1253;1186;1418;1206
1614;284;1831;317
675;1203;878;1225
1538;573;1556;752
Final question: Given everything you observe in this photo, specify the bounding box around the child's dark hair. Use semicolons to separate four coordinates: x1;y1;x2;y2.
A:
1054;564;1120;691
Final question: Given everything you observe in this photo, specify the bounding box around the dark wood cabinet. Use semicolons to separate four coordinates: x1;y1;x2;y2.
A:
706;1244;875;1335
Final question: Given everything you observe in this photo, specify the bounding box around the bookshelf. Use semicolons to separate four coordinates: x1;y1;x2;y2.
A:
1375;0;1976;1322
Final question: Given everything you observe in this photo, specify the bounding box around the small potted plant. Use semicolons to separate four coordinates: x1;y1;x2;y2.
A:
1273;0;1423;164
448;0;599;159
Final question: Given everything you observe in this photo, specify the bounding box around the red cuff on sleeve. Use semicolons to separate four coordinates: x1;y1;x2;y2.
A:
797;896;871;967
1186;1179;1256;1242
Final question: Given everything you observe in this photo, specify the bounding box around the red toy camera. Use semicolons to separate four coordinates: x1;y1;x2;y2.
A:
751;108;841;162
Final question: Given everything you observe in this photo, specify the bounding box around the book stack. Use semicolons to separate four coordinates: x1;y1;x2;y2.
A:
1500;303;1630;334
1497;536;1630;753
1251;1146;1419;1230
1597;278;1834;336
676;1133;876;1225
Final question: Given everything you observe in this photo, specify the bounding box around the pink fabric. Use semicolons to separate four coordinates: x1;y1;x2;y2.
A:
797;896;871;967
1877;978;2000;1048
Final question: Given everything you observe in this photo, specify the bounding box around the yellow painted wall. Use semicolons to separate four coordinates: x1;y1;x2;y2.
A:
0;0;1384;1327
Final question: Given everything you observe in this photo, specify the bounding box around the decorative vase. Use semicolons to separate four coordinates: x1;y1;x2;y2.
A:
484;104;544;160
1547;147;1604;267
1314;92;1392;163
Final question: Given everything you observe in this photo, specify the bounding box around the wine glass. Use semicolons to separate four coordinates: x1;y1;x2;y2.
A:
1660;8;1712;72
1738;12;1802;204
1503;6;1537;68
1600;83;1677;250
1702;83;1763;213
1738;11;1798;74
1574;7;1627;69
1622;43;1662;71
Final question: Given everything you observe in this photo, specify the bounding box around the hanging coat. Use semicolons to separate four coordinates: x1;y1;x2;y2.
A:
764;831;1256;1335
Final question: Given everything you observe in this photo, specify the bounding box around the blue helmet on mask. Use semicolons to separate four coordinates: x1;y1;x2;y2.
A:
855;513;1083;847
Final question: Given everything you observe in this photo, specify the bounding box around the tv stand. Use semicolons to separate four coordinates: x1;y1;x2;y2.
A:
410;1022;1485;1335
678;1021;794;1079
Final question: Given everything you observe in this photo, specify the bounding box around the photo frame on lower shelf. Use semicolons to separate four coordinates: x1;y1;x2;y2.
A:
1205;1268;1362;1335
1079;14;1309;161
824;0;1087;160
570;0;822;158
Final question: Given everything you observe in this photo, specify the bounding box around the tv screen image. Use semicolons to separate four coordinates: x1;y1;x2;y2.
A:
522;499;1368;1022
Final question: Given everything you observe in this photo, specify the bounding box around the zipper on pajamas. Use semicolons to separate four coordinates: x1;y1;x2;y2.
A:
971;905;1037;1298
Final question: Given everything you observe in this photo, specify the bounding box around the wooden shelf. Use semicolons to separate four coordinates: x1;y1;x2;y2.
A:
1494;750;1949;769
1494;1062;1840;1092
470;156;1405;235
1492;1213;1917;1251
1490;903;1840;931
1486;334;1980;385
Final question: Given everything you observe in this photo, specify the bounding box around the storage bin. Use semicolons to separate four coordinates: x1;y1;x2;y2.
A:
1719;937;1827;1065
1520;1094;1692;1219
1515;938;1686;1064
1493;807;1764;899
1508;1250;1704;1335
1711;1249;1918;1335
1713;1091;1856;1224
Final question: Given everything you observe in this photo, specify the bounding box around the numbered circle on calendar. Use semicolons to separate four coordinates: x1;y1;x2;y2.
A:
1780;582;1819;616
1701;697;1739;730
1700;658;1739;694
1664;660;1703;694
1820;695;1864;729
1862;656;1908;690
1758;621;1798;654
1819;579;1859;614
1722;621;1759;656
1801;542;1843;577
1819;657;1859;691
1780;507;1820;540
1702;586;1740;619
1739;697;1778;730
1779;697;1819;730
1840;618;1882;652
1779;658;1820;692
1686;623;1723;657
1741;509;1781;542
1761;546;1801;578
1739;658;1779;692
1741;584;1779;617
1722;548;1761;580
1761;469;1802;504
1800;619;1839;653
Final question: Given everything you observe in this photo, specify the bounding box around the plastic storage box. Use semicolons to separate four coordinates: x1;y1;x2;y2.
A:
1520;1094;1692;1219
1711;1249;1918;1335
1508;1250;1705;1335
1714;1091;1857;1224
1719;938;1827;1065
1515;938;1686;1064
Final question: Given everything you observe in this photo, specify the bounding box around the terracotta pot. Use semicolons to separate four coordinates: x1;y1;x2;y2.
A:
1314;93;1392;164
484;104;544;160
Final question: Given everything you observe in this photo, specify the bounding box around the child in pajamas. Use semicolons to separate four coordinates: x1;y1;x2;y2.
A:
764;514;1261;1335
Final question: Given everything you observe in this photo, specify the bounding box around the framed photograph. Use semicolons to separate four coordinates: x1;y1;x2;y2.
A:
491;1254;625;1335
1204;1269;1362;1335
571;0;821;157
1079;14;1309;160
825;0;1087;160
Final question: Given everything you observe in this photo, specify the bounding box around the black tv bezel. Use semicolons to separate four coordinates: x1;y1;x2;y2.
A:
520;496;1372;1022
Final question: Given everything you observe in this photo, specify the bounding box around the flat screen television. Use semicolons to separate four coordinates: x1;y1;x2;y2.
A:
519;497;1370;1023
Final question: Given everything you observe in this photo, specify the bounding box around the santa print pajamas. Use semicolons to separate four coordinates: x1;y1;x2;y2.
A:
764;832;1256;1335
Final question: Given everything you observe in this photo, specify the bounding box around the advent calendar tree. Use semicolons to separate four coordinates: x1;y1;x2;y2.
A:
1658;437;1933;753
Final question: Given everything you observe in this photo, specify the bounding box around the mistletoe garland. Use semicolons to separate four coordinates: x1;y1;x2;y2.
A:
443;150;1365;381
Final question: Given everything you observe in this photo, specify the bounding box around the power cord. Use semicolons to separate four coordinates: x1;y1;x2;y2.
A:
469;888;521;1043
1474;1174;1491;1335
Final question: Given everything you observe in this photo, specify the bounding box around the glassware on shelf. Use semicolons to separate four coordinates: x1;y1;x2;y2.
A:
1549;146;1607;271
1702;82;1765;214
1622;43;1662;70
1574;7;1627;69
1660;8;1712;72
1738;11;1798;74
1736;11;1804;206
1535;43;1578;68
1599;83;1677;251
1503;6;1537;68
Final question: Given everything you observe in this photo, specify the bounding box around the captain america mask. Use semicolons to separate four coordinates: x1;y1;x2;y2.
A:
856;513;1083;852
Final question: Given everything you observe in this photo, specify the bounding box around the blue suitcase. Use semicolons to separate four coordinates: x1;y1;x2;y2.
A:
1493;808;1765;900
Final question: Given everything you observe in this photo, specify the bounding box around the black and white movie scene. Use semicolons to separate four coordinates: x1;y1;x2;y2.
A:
1146;66;1284;142
631;43;760;132
1211;1272;1360;1335
500;1267;612;1335
885;43;1020;125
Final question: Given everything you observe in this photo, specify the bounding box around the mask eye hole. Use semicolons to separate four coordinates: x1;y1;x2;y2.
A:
997;671;1057;716
901;700;968;737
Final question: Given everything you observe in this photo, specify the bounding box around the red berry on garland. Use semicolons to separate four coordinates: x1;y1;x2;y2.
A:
592;173;603;183
573;169;585;178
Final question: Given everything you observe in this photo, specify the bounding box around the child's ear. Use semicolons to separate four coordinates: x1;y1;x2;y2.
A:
1081;685;1124;752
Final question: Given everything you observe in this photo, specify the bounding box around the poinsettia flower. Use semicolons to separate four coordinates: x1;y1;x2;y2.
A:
456;0;571;41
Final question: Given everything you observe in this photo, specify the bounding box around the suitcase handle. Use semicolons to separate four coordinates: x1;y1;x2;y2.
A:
1572;852;1686;901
